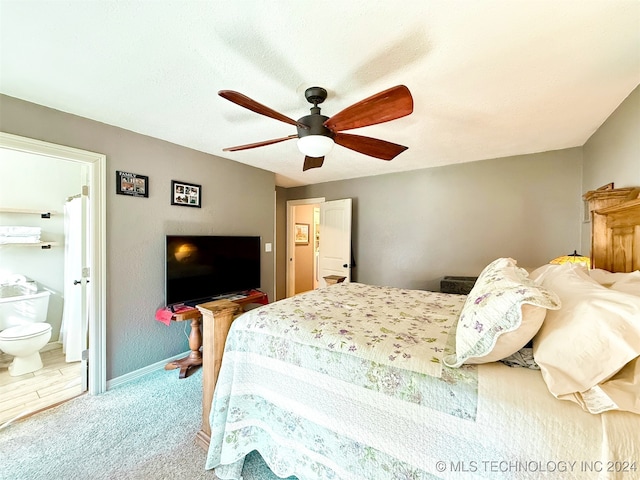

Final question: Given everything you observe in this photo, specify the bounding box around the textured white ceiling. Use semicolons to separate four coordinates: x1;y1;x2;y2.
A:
1;1;639;187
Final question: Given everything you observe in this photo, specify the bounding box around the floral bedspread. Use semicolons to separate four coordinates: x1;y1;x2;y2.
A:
238;282;466;378
206;283;479;480
205;283;640;480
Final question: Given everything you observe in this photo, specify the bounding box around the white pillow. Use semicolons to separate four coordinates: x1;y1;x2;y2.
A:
444;258;560;367
530;263;640;414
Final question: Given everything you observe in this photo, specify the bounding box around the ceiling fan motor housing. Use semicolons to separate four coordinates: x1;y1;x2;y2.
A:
296;113;335;139
298;86;334;140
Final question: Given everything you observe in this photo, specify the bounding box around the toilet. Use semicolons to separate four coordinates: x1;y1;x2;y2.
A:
0;280;52;377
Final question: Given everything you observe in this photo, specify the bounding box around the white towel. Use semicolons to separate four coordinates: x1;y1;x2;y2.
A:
0;226;41;243
0;226;41;236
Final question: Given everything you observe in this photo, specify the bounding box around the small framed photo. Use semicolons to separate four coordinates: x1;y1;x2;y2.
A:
171;180;201;208
116;171;148;198
295;223;309;244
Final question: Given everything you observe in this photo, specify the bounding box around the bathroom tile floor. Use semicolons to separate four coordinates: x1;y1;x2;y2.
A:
0;345;83;427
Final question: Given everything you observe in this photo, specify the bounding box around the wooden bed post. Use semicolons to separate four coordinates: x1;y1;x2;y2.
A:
195;299;241;451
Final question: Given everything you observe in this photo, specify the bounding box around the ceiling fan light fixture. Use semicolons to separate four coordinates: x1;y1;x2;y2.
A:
297;135;334;158
219;85;413;168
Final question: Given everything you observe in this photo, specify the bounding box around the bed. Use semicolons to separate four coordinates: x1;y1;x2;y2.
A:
196;186;640;480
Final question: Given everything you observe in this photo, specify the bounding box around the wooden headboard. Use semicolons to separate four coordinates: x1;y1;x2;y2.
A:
584;184;640;273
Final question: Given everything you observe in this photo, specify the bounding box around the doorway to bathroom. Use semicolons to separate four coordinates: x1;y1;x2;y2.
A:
0;132;106;425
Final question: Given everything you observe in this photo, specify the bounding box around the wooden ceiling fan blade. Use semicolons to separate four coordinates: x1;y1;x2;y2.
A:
219;90;307;129
324;85;413;132
223;135;297;152
334;133;408;160
302;156;325;171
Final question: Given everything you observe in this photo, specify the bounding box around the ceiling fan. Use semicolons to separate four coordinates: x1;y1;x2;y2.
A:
219;85;413;171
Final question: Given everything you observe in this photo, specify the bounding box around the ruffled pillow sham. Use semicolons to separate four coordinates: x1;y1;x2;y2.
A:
444;257;560;367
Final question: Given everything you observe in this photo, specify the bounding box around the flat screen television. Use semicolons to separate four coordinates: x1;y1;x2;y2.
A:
165;235;261;306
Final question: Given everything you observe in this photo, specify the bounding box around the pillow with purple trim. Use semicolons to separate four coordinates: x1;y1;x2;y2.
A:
444;257;560;367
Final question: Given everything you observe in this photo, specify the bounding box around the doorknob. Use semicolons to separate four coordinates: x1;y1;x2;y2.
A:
73;279;90;285
343;264;349;268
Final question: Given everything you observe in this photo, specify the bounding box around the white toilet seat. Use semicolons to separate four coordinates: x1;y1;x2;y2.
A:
0;323;52;341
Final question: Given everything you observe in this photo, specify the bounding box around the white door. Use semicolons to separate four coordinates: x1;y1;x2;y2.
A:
78;187;90;391
60;191;90;390
318;198;352;287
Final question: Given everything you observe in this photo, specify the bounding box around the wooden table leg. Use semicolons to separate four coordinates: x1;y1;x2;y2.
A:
165;315;203;378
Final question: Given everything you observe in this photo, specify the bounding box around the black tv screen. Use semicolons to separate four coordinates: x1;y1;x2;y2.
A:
165;235;261;306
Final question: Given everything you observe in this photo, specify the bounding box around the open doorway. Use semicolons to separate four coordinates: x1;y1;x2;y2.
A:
286;198;323;297
286;197;353;298
0;133;106;409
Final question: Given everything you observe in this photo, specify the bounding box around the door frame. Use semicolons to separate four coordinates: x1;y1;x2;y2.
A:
286;197;324;297
0;132;107;395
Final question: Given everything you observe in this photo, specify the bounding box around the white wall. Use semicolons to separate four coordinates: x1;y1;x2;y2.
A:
0;150;83;339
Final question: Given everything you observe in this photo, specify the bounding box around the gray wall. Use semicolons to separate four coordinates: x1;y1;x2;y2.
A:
581;85;640;254
287;148;583;291
2;81;636;378
583;85;640;191
0;94;276;380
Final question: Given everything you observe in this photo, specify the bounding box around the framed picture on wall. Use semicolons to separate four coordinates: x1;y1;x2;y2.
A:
171;180;201;208
295;223;309;244
116;171;149;198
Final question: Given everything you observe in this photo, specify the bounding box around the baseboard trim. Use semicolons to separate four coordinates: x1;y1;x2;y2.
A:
106;351;191;390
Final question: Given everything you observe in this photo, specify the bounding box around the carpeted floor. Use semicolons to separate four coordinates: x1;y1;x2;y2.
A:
0;367;287;480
